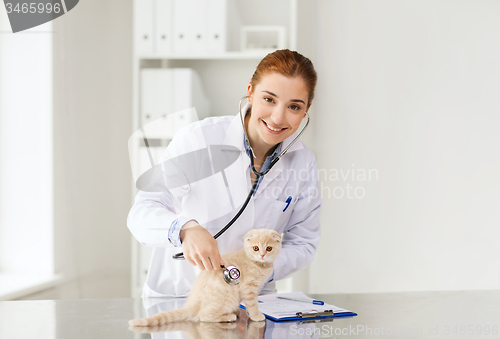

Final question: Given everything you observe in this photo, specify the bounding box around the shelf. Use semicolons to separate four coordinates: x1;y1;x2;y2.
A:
135;50;275;60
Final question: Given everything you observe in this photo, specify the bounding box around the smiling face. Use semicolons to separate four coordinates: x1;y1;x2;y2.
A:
245;73;310;154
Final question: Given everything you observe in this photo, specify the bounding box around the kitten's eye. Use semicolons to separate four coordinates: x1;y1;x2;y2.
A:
253;246;259;251
266;246;272;252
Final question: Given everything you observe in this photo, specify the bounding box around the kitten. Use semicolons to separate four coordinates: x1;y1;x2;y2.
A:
129;319;266;338
129;229;282;326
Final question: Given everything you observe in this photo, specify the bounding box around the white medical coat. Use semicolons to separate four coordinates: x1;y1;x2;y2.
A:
127;113;322;298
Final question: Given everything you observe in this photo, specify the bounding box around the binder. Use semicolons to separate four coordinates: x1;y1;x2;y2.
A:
134;0;154;54
240;292;357;322
172;68;210;120
190;0;207;53
172;0;191;53
206;0;227;53
156;0;173;54
140;69;162;124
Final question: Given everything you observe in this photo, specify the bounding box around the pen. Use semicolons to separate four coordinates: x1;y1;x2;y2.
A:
283;196;292;212
277;296;325;305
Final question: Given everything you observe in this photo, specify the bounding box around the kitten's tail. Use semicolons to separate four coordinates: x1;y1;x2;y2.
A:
128;307;195;327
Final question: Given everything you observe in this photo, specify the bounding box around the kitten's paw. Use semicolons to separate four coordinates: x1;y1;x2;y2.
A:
249;311;266;322
247;319;266;329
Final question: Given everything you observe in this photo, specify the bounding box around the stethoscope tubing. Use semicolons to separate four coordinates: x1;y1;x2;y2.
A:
172;96;309;260
172;176;260;260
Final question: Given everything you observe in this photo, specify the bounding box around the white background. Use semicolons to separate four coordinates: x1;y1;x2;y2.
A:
311;0;500;293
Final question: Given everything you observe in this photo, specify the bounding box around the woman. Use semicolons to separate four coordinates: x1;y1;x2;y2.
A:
128;49;321;298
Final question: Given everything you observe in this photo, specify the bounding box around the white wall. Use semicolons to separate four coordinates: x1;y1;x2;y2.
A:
310;0;500;293
0;19;53;274
52;0;132;280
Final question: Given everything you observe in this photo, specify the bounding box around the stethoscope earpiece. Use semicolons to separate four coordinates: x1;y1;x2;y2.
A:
221;265;241;285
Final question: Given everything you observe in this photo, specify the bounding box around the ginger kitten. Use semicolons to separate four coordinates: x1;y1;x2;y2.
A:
129;319;266;338
129;229;281;325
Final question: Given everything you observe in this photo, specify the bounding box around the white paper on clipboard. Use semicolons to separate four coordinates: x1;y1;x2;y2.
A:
241;292;353;319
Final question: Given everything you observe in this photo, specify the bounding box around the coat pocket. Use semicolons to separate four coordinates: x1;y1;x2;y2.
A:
265;196;298;233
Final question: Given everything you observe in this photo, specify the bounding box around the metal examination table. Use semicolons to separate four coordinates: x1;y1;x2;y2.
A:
1;290;498;338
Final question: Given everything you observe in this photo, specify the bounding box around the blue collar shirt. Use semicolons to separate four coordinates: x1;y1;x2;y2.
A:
243;137;282;195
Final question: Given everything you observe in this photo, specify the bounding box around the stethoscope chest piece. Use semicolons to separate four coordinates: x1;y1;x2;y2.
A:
221;265;240;285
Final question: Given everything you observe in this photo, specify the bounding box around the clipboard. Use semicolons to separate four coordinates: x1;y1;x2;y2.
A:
239;292;357;322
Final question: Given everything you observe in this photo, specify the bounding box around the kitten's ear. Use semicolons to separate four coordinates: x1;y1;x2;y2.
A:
245;230;255;242
272;232;282;243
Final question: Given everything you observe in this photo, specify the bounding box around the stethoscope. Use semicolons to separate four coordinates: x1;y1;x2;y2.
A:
172;96;310;284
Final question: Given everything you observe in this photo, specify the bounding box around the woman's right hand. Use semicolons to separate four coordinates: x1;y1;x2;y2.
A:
180;221;224;271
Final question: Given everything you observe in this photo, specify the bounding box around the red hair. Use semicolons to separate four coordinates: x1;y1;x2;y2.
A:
250;49;317;108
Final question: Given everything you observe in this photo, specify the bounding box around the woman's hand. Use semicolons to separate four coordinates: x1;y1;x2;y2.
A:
180;221;224;270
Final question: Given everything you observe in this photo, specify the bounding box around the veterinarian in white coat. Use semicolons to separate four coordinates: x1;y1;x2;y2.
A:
128;50;322;298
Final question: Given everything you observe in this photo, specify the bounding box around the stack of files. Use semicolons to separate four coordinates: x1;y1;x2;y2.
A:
134;0;229;55
240;292;357;322
140;68;210;129
172;0;228;53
